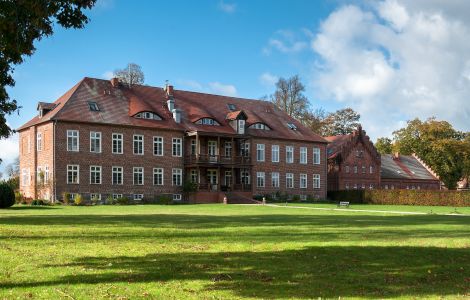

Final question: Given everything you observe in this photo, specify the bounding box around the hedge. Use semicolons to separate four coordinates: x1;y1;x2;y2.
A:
0;183;15;208
328;189;470;207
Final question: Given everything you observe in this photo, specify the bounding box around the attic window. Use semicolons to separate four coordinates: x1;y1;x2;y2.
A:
88;101;100;111
135;112;162;120
249;123;271;130
287;122;297;130
227;103;236;111
195;118;220;126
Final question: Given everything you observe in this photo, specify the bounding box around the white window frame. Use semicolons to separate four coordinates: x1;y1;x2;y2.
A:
90;131;102;153
313;174;321;189
256;172;265;188
153;168;164;186
370;166;374;174
67;165;79;184
133;194;144;201
36;132;43;151
67;130;79;152
300;147;307;164
286;173;294;188
133;134;144;155
173;194;182;201
112;166;123;185
256;144;265;162
313;148;320;165
22;168;30;186
133;167;144;185
113;194;123;200
90;165;102;184
153;136;164;156
90;193;101;201
172;168;182;186
271;172;280;188
172;138;182;157
271;145;279;163
112;133;123;154
300;173;307;189
286;146;294;164
44;165;49;183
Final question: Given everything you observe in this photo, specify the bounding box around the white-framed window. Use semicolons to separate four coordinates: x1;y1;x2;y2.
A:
362;165;366;174
256;144;265;162
133;167;144;185
112;166;123;185
240;142;250;157
369;184;374;190
313;148;320;165
172;168;182;186
90;193;101;201
354;165;358;174
90;165;102;184
224;141;232;158
67;130;79;152
135;112;162;120
133;135;144;155
286;173;294;188
153;136;164;156
346;183;350;190
241;169;250;184
195;118;220;126
345;165;350;173
44;165;49;183
173;194;182;201
153;168;164;185
271;172;280;188
286;146;294;163
113;194;123;200
21;168;30;186
313;174;321;189
90;131;102;153
256;172;265;187
370;166;374;174
172;138;182;157
37;166;43;183
224;170;232;186
191;169;198;183
69;193;77;201
133;194;144;201
191;140;197;155
271;145;279;162
300;173;307;189
67;165;79;184
112;133;123;154
36;132;43;151
238;119;245;134
249;123;270;130
300;147;307;164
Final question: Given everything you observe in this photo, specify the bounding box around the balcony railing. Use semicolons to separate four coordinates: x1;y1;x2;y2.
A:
197;183;252;192
185;154;251;165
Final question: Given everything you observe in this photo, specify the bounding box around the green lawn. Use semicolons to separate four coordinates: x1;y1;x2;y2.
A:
0;204;469;299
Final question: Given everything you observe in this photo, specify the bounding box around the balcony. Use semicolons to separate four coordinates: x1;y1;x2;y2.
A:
185;154;252;166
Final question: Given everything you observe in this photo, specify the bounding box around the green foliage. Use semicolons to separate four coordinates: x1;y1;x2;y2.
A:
31;199;47;206
0;182;15;208
155;194;173;205
74;194;84;206
328;189;470;207
14;191;23;204
105;195;116;205
322;108;361;136
63;192;71;205
291;195;301;202
116;196;130;205
375;137;393;154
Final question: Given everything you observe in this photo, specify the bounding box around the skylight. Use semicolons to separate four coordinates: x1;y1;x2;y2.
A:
287;122;297;130
88;101;100;112
227;103;236;111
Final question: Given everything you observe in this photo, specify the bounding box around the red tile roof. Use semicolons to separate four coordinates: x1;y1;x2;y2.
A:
18;77;327;143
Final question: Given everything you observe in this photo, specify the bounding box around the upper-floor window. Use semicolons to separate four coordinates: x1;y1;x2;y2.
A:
153;168;164;185
224;141;232;157
256;144;265;162
345;165;350;173
300;147;307;164
195;118;220;126
271;172;280;188
90;131;101;153
313;148;321;164
88;101;100;111
112;166;123;185
249;123;271;130
135;112;162;120
286;146;294;164
154;136;164;156
172;138;182;157
112;133;123;154
272;145;279;162
300;174;307;189
36;132;43;151
22;168;30;186
354;165;358;174
90;165;102;184
287;122;297;130
133;167;144;185
191;140;197;155
256;172;265;187
238;119;245;134
133;135;144;155
313;174;321;189
67;130;79;152
370;166;374;174
286;173;294;188
240;142;250;157
67;165;79;184
172;168;182;186
362;165;366;174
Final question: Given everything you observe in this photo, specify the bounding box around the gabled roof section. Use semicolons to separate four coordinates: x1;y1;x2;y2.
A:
226;110;247;121
381;154;439;181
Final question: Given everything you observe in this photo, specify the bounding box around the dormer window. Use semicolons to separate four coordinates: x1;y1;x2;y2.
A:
227;103;236;111
249;123;271;130
135;112;162;120
287;122;297;130
88;101;100;112
195;118;220;126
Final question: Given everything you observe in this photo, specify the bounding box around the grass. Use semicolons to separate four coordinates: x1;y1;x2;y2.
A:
0;204;469;299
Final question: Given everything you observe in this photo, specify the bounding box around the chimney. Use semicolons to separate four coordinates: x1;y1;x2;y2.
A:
110;78;120;88
172;108;181;123
165;83;174;97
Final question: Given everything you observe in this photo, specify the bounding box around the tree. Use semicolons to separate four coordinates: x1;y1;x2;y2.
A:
375;137;393;154
322;108;361;136
300;108;328;135
270;75;310;119
0;0;96;139
113;63;145;87
4;157;19;178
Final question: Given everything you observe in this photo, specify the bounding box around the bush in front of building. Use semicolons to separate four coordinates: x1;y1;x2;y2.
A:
0;183;15;208
74;194;84;206
63;192;71;204
116;196;130;205
31;199;48;206
328;189;470;207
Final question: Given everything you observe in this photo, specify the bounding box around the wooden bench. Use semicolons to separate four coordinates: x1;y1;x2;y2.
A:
337;201;350;208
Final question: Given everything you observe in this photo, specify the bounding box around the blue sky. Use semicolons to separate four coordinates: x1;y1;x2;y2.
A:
3;0;470;172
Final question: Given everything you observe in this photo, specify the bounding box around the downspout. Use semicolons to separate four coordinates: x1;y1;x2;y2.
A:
53;120;57;202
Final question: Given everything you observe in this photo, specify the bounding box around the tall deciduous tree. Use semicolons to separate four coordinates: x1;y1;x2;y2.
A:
270;75;310;120
113;63;145;87
0;0;96;139
322;108;361;136
375;137;393;154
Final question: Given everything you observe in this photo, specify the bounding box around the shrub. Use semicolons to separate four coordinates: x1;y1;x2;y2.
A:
31;199;47;206
0;183;15;208
156;194;173;205
105;195;116;205
74;194;84;206
63;192;71;205
291;195;301;202
14;191;23;204
116;196;130;205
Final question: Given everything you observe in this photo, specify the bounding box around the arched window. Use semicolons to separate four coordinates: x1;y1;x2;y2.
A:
249;123;271;130
135;112;162;120
195;118;220;126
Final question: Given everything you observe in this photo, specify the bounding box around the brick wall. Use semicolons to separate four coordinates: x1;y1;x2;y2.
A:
381;178;441;190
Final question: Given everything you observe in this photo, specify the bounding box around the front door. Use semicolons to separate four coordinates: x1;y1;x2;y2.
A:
207;169;218;191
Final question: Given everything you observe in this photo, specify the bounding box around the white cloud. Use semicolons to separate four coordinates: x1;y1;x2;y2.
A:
218;1;237;13
177;79;204;91
102;71;114;80
208;82;237;96
310;0;470;139
263;30;309;55
259;72;279;87
0;133;18;173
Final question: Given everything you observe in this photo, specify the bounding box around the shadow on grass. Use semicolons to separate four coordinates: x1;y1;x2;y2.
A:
4;206;58;210
3;246;469;298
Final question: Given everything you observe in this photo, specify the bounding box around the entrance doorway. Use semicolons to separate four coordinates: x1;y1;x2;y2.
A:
207;169;218;191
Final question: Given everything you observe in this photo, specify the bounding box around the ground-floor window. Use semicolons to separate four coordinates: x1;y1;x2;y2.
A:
313;174;320;189
113;194;123;200
224;171;232;186
300;195;307;201
300;174;307;189
191;169;198;184
90;193;101;201
133;194;144;201
90;165;102;184
173;194;182;201
256;172;265;188
67;165;79;184
241;169;250;185
112;166;123;185
133;167;144;185
271;172;279;188
172;168;182;186
286;173;294;188
153;168;164;185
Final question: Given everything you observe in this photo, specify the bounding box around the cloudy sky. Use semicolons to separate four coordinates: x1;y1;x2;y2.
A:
2;0;470;173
